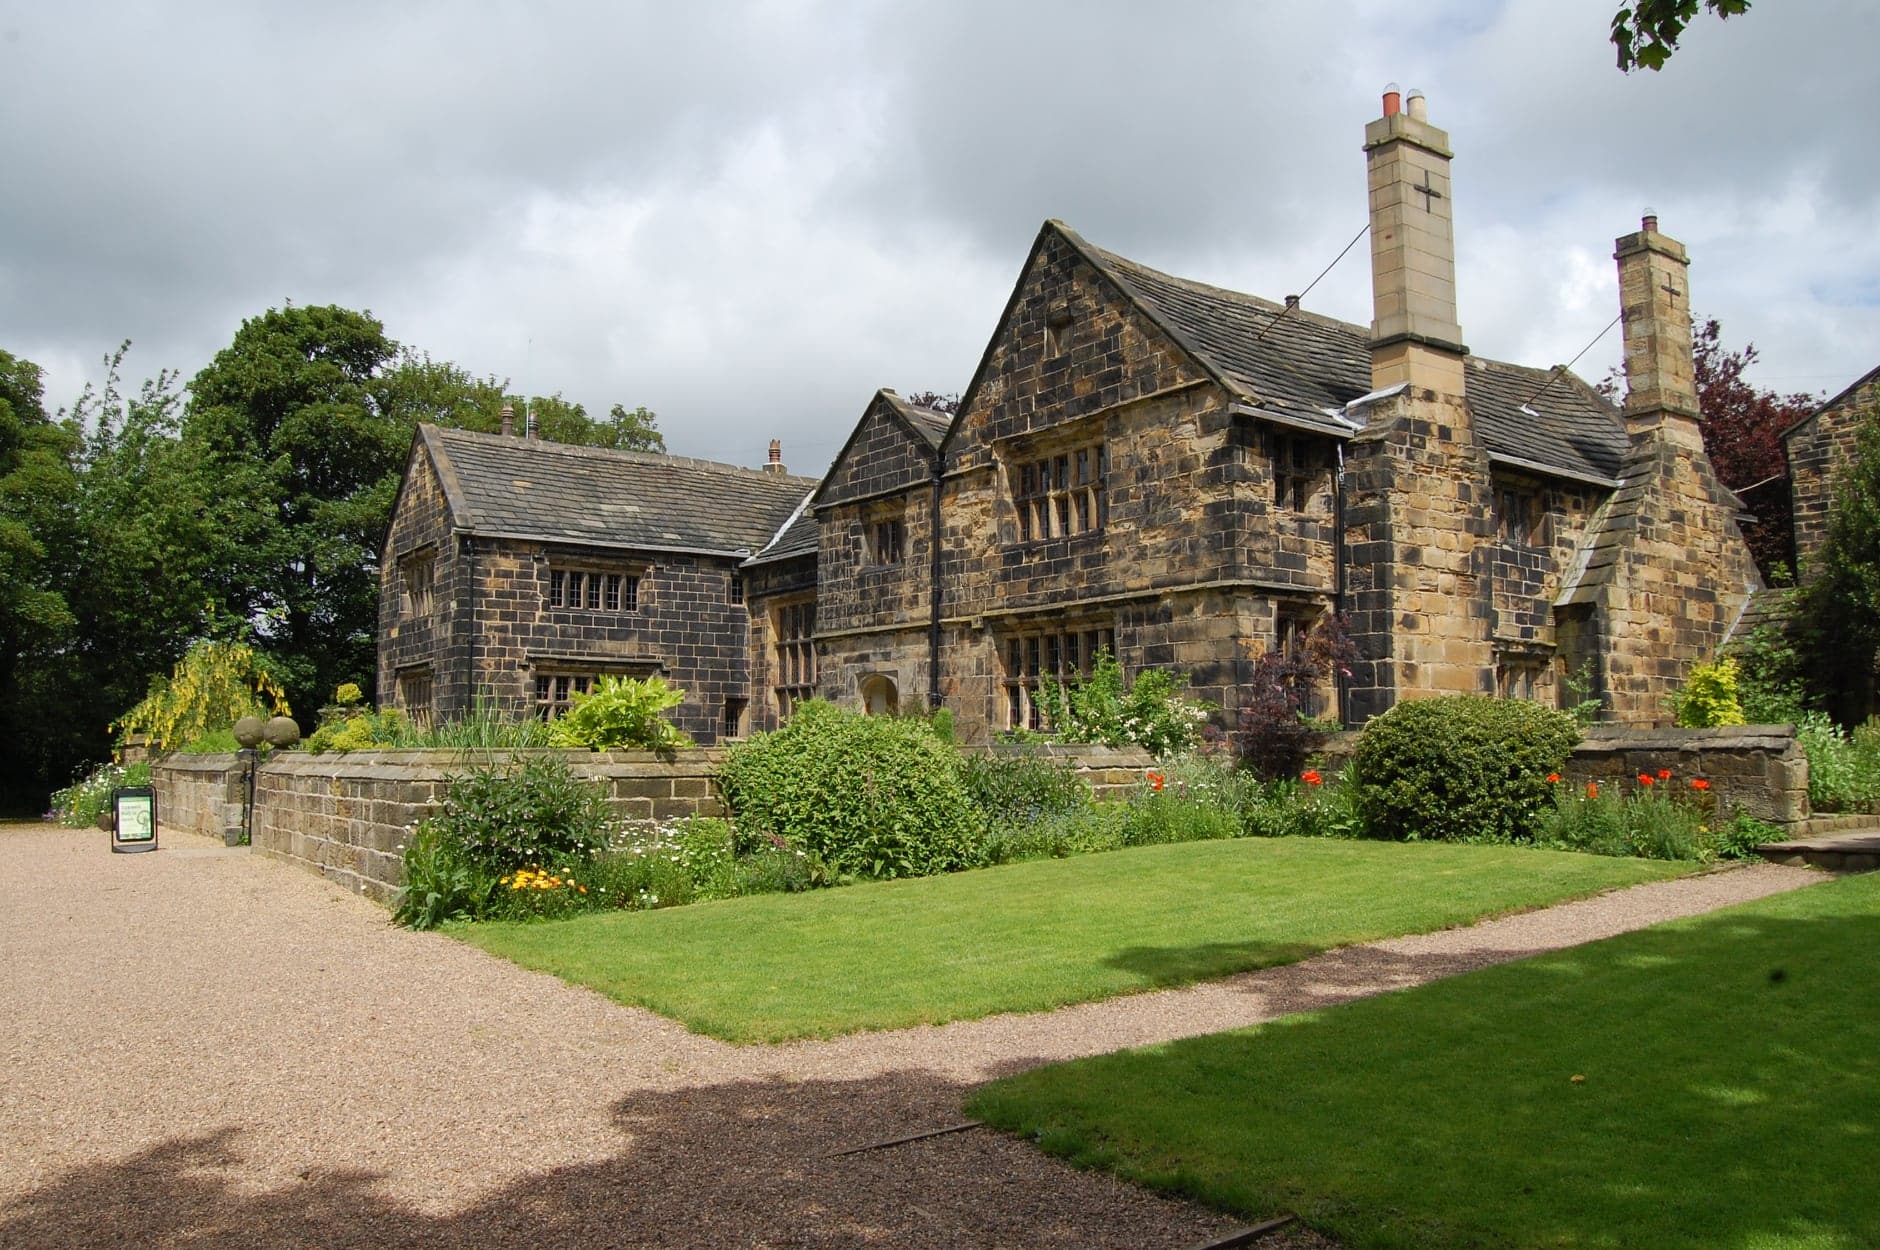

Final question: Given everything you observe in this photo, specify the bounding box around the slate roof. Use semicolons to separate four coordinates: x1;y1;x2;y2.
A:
418;425;818;556
745;490;819;566
1782;362;1880;441
883;392;952;447
1060;224;1629;484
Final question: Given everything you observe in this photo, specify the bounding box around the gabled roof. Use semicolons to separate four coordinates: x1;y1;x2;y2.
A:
1782;362;1880;441
415;424;817;557
950;221;1630;484
745;489;819;566
883;391;952;447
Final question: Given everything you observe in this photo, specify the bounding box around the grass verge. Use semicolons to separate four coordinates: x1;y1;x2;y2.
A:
456;837;1691;1043
969;870;1872;1250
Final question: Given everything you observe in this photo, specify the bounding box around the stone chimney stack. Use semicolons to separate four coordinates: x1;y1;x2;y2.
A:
1614;211;1702;445
525;407;539;441
1364;84;1466;396
762;439;786;475
499;402;516;437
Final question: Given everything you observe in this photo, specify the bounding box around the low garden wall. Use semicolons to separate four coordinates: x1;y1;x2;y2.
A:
158;743;1155;904
152;752;249;842
1560;724;1808;830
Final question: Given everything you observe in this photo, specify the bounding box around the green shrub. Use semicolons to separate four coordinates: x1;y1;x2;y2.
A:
961;753;1091;830
429;755;612;873
180;728;243;753
981;804;1127;863
393;823;502;929
716;700;981;879
49;760;152;827
1037;651;1211;756
1797;712;1880;811
1352;696;1581;843
111;639;291;753
1670;658;1748;727
546;675;690;752
307;708;409;754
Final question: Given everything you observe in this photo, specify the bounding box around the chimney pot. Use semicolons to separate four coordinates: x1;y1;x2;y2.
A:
525;409;538;441
499;402;515;437
1284;294;1300;310
1406;88;1427;121
762;439;787;475
1382;82;1402;116
1641;207;1658;233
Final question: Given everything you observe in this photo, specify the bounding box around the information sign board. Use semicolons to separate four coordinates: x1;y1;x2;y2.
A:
111;786;159;854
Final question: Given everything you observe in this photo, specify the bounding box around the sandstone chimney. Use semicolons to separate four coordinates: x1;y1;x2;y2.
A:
1364;84;1465;395
763;439;786;475
499;402;516;437
1614;211;1701;439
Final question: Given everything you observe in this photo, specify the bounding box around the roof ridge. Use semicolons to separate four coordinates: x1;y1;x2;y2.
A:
427;423;820;486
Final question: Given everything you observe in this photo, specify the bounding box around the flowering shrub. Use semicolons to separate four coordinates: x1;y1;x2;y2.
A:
1352;696;1581;843
1795;713;1880;811
112;639;291;753
1536;767;1767;861
50;760;152;827
1035;651;1211;756
1669;658;1748;728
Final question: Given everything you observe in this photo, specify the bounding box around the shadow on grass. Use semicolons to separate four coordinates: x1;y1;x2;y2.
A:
0;1069;1261;1250
989;904;1880;1250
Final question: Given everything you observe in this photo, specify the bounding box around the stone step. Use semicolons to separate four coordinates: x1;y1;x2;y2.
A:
1756;830;1880;873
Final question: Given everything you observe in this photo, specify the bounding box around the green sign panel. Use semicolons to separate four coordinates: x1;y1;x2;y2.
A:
111;786;158;854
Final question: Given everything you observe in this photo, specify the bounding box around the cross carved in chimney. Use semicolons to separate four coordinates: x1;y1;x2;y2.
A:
1660;279;1683;302
1413;170;1444;212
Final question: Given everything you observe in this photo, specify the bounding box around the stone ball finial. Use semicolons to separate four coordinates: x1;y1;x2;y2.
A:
233;716;266;749
262;716;301;748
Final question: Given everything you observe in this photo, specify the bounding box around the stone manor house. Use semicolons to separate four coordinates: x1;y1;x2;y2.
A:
377;90;1762;745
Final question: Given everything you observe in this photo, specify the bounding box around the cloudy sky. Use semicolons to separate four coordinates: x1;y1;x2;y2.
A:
3;1;1875;473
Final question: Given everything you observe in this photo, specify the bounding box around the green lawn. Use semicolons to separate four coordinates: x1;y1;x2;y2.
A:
970;870;1874;1250
457;838;1691;1043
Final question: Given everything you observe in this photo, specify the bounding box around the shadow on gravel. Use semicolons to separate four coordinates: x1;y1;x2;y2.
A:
1;1069;1289;1250
1102;937;1532;1012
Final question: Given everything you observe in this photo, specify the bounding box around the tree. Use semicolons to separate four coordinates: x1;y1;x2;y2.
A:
1795;388;1880;725
598;403;665;453
902;390;961;415
1689;318;1817;580
0;350;80;812
1611;1;1751;71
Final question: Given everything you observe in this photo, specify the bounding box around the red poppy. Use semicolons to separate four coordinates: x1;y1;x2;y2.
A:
1657;768;1673;781
1546;772;1561;784
1586;783;1599;799
1691;778;1712;791
1301;770;1323;787
1638;773;1654;786
1147;771;1165;792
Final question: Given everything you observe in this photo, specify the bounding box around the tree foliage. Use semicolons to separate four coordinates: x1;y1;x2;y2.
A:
1611;0;1751;71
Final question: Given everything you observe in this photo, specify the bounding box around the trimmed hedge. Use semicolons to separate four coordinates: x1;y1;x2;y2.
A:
1353;696;1581;843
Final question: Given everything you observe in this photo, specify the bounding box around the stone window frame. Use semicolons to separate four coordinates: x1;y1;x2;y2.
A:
547;564;643;614
1274;602;1328;718
773;596;817;719
1268;431;1331;514
721;697;748;740
1494;477;1549;547
1494;647;1551;703
400;548;437;619
396;666;435;727
864;508;906;567
1001;621;1115;731
1012;441;1107;544
728;573;745;605
529;660;660;720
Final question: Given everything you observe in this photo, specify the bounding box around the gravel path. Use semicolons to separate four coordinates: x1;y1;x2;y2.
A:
0;823;1822;1249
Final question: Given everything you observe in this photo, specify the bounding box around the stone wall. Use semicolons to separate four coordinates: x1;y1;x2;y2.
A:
152;753;249;841
215;742;1153;903
1559;724;1808;830
1787;377;1877;566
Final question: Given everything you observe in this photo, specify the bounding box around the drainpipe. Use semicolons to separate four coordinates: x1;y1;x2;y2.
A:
1333;443;1350;728
928;452;944;711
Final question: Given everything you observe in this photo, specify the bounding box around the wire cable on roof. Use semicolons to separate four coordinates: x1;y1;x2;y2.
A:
1252;221;1370;344
1520;311;1622;410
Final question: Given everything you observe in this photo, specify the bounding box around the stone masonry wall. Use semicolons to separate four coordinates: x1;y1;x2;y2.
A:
743;552;816;734
1787;380;1877;567
378;441;461;715
191;743;1154;903
153;753;249;841
1560;724;1808;830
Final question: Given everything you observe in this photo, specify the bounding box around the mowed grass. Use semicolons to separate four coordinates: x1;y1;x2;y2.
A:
456;838;1691;1043
970;870;1877;1250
